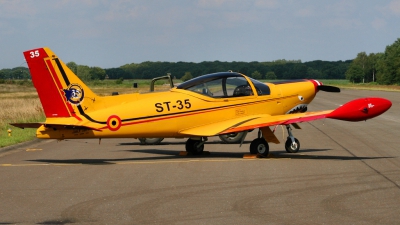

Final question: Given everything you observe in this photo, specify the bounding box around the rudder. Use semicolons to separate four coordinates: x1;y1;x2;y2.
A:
23;47;98;121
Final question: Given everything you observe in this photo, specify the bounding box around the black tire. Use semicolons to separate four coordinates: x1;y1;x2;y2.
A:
285;138;300;153
138;138;164;145
249;138;269;156
185;139;204;155
218;132;245;144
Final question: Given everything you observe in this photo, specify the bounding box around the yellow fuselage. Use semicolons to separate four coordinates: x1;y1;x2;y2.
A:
37;81;316;139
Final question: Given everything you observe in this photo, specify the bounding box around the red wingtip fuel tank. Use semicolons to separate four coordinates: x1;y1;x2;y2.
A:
327;97;392;121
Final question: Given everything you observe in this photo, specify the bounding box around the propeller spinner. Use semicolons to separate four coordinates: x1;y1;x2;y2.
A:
310;80;341;93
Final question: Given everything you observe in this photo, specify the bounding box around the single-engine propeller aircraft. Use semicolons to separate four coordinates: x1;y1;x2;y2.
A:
12;47;392;156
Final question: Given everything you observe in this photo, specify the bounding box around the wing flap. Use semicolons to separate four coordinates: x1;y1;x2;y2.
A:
179;115;264;136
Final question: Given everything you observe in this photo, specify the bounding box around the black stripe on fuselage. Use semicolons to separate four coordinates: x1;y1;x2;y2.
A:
118;96;292;124
271;79;307;85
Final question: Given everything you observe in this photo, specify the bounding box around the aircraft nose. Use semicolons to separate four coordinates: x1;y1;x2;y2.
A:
308;80;340;93
308;80;323;92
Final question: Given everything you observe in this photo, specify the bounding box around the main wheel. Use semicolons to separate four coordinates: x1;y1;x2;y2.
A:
285;138;300;153
185;139;204;155
250;138;269;156
138;138;164;145
218;132;245;144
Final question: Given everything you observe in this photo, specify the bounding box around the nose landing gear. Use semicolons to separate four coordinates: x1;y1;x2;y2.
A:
284;125;300;153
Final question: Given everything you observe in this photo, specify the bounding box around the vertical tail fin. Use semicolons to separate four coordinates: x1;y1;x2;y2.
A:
23;47;98;121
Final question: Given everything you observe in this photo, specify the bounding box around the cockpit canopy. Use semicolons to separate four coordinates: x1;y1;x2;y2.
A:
176;72;270;98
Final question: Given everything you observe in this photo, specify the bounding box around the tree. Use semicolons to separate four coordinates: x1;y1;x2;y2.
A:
66;62;78;74
181;72;193;81
346;64;364;83
306;67;324;79
251;71;262;79
265;71;277;80
367;53;378;83
90;67;106;80
76;65;91;81
351;52;368;83
0;70;5;79
376;38;400;85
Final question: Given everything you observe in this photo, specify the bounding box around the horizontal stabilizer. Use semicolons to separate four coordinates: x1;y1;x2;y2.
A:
10;123;102;131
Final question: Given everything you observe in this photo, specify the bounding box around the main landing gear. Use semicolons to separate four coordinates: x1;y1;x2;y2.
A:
185;137;207;155
185;125;301;157
249;130;269;157
249;125;301;156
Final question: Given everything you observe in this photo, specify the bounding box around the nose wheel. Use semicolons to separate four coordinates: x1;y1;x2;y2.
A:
285;125;300;153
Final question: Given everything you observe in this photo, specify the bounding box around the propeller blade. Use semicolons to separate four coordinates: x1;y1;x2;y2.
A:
318;85;340;93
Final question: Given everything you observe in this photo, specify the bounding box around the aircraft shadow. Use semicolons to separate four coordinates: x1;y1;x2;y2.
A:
118;140;252;146
27;148;394;165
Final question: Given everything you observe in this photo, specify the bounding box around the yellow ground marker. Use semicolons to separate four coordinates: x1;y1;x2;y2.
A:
26;148;43;152
243;153;275;159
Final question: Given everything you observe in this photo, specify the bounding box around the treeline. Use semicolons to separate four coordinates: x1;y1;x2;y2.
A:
105;59;351;81
2;38;399;85
0;59;352;83
346;38;400;85
0;67;31;81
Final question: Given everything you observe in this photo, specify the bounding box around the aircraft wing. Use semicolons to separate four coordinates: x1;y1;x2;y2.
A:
180;97;392;137
219;110;332;135
179;110;332;137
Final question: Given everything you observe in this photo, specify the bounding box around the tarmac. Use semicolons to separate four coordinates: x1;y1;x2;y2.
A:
0;89;399;224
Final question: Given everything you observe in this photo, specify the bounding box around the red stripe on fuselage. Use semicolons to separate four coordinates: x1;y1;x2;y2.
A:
98;96;290;131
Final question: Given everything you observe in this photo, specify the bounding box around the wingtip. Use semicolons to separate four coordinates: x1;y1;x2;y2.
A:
327;97;392;121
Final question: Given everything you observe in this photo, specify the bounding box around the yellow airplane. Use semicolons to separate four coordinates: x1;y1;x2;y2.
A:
12;47;392;156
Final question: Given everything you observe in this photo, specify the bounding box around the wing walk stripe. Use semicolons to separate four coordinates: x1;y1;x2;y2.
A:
219;117;260;134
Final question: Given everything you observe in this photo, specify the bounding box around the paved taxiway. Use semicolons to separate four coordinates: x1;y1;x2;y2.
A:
0;89;399;224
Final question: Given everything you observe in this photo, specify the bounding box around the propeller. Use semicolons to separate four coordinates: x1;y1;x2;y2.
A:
317;85;340;93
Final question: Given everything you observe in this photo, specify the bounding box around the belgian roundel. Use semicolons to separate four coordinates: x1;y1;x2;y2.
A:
107;115;122;131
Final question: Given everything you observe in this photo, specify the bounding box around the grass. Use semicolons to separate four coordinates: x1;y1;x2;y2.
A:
0;83;45;147
0;80;172;148
319;79;400;92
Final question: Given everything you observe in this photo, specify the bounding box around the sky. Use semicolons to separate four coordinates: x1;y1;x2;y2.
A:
1;0;400;69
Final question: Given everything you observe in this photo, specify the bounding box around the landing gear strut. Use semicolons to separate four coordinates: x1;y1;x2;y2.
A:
185;138;207;155
285;125;300;153
249;129;269;156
